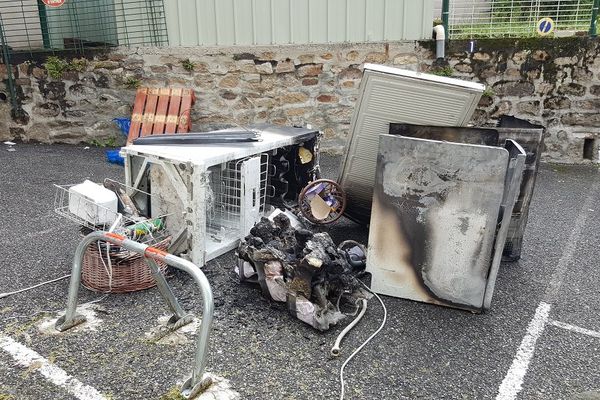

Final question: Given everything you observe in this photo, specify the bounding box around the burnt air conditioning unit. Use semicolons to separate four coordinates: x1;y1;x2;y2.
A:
121;124;321;267
338;63;485;224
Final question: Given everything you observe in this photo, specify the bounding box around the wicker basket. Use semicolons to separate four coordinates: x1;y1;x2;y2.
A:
82;236;171;293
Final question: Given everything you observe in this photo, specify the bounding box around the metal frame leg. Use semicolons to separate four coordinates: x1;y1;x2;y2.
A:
146;257;188;321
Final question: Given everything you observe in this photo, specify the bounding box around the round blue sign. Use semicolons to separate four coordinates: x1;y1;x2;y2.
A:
537;17;555;36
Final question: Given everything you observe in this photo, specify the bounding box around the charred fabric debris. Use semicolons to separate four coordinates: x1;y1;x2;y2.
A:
237;212;368;331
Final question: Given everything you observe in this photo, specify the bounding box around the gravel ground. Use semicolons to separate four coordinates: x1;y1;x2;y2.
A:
0;143;599;400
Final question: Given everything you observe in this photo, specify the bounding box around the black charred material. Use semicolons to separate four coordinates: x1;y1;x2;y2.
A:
268;137;319;208
237;213;366;330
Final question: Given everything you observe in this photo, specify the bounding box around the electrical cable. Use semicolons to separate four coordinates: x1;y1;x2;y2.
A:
98;241;113;293
0;274;71;299
338;280;387;400
3;294;109;320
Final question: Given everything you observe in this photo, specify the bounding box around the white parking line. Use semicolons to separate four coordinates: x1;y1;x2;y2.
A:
0;334;106;400
496;182;598;400
496;302;552;400
549;320;600;339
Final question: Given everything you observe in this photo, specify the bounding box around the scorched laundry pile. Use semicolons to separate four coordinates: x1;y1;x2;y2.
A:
237;213;368;330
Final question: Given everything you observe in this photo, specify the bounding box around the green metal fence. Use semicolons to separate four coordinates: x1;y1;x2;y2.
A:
0;0;168;56
445;0;598;38
0;0;168;121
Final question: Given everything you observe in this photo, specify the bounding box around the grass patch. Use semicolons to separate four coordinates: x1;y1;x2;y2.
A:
88;136;118;148
181;58;195;72
4;313;47;336
44;56;69;79
160;386;186;400
549;163;572;173
450;22;590;39
44;57;89;79
430;65;454;77
69;58;87;72
482;87;495;97
123;76;141;89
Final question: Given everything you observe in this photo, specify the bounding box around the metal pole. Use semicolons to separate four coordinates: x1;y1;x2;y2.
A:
167;253;214;399
55;231;214;399
442;0;450;39
145;257;189;320
590;0;600;37
36;0;51;49
0;15;18;114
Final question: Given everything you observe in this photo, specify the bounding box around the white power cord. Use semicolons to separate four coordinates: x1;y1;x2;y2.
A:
338;280;387;400
4;294;109;320
98;241;113;293
0;274;71;299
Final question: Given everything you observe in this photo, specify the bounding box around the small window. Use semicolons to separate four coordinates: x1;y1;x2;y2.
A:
583;138;595;161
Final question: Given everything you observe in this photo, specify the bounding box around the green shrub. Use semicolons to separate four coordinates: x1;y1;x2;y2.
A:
44;56;69;79
124;76;141;89
69;58;87;72
430;65;454;77
181;58;195;71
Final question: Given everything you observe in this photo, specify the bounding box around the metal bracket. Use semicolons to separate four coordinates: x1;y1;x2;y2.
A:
160;161;191;203
55;313;87;332
55;231;214;399
181;375;214;399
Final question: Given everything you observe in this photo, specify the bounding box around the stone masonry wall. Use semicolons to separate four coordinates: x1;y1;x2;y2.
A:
441;37;600;163
1;37;599;162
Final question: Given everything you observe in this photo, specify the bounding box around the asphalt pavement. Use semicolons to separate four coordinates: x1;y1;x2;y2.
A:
0;143;598;400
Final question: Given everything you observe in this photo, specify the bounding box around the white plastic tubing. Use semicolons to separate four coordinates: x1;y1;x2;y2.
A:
433;24;446;59
331;299;368;357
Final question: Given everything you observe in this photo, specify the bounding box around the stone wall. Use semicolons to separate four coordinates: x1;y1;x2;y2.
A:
440;37;600;163
1;37;599;162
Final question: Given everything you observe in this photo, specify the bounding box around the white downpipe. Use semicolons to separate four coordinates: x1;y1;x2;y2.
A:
433;25;446;59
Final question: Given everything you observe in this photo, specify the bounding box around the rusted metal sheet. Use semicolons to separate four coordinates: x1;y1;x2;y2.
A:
497;116;545;261
366;130;525;311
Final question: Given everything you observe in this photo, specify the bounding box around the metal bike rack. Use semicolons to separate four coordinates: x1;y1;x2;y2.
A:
55;231;214;399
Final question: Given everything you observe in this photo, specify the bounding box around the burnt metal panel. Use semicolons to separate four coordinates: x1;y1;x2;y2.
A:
389;123;499;146
483;139;526;309
366;133;525;311
390;120;544;262
497;116;545;261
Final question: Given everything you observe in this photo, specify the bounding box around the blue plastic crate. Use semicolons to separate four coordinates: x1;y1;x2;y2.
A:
105;118;130;166
105;149;124;166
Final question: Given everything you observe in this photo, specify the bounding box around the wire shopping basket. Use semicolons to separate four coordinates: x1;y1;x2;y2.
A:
54;179;174;292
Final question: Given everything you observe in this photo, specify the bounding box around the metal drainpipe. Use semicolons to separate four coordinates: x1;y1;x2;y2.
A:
441;0;450;40
590;0;600;37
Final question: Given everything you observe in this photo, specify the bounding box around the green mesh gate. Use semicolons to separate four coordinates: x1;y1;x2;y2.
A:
0;0;168;115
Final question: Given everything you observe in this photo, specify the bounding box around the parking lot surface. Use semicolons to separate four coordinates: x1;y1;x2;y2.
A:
1;143;598;399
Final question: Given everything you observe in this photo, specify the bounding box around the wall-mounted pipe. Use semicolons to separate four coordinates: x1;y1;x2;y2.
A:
433;24;446;59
